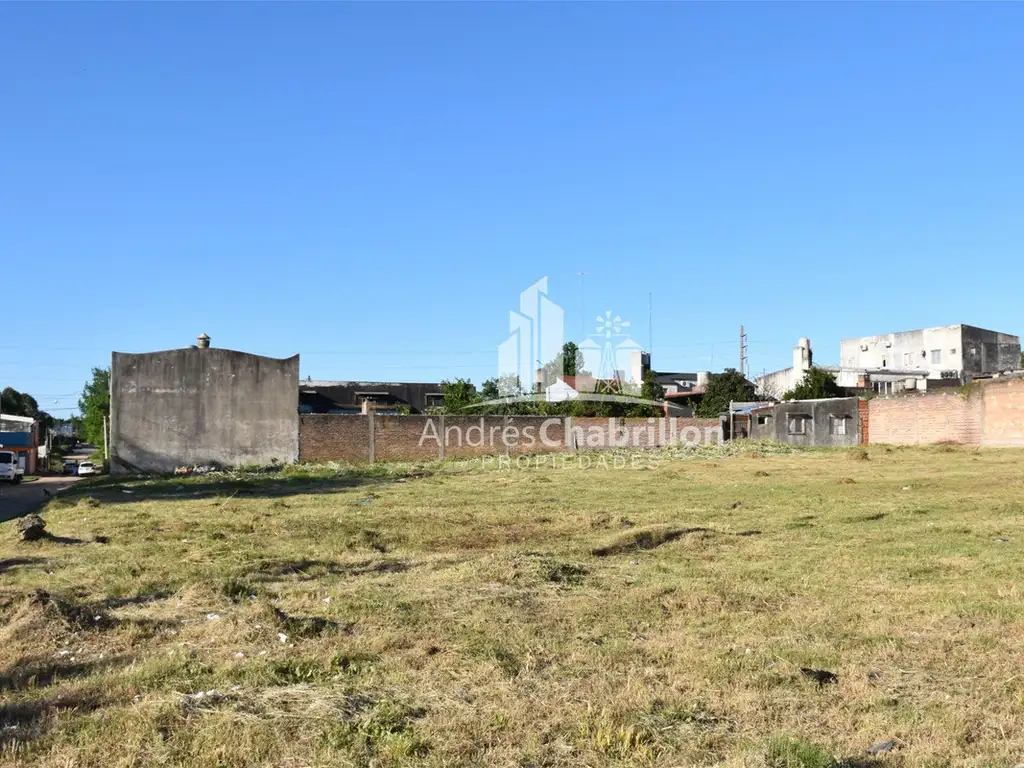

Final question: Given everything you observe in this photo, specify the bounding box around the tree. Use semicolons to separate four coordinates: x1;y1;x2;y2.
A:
629;371;666;417
1;386;54;432
538;342;588;388
439;378;480;413
782;367;840;401
695;368;753;417
78;368;111;445
480;378;501;402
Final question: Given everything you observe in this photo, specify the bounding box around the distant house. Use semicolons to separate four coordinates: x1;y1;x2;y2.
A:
542;375;620;402
0;414;38;473
299;380;444;414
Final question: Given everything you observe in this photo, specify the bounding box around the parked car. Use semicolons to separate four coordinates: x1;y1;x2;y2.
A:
0;450;24;484
76;462;97;477
63;460;78;475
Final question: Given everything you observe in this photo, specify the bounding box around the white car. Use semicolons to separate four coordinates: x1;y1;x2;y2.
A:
76;462;97;477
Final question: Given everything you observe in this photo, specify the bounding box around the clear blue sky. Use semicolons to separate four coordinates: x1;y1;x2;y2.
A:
3;3;1023;417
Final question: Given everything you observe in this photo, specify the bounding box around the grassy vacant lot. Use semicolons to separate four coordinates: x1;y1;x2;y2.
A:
2;443;1024;767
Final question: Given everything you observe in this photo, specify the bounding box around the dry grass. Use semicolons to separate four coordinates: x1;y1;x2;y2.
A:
2;444;1024;767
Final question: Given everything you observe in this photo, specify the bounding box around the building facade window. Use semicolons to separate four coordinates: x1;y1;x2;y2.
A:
787;416;807;435
831;416;848;436
931;349;941;364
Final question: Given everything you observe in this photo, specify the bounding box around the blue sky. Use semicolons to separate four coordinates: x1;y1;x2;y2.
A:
3;3;1023;417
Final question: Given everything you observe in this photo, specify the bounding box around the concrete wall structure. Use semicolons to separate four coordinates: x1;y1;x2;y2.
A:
111;348;300;473
747;397;860;447
299;414;721;463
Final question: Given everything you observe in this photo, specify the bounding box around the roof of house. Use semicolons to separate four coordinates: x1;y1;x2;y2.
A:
0;414;35;424
663;387;705;399
547;376;621;393
654;371;698;380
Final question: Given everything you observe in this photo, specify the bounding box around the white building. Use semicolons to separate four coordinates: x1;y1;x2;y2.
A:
840;325;1019;384
756;325;1021;399
754;338;813;399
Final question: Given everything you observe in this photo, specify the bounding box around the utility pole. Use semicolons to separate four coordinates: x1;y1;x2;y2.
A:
740;325;748;379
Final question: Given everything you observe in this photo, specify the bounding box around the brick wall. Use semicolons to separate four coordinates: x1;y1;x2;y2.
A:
298;414;721;463
373;416;439;462
858;399;870;444
504;416;566;455
570;417;721;451
982;379;1024;447
867;392;982;445
299;414;372;462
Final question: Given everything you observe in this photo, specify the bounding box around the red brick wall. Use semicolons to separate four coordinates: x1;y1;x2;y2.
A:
299;414;722;462
867;392;982;445
299;415;371;462
858;399;870;444
504;416;566;455
373;416;440;462
570;417;721;451
982;379;1024;447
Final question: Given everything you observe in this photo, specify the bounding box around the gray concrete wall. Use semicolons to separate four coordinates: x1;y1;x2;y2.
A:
962;326;1021;378
749;397;860;447
111;348;299;473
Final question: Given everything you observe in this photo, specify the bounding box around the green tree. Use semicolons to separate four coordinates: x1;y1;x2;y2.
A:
480;378;501;402
1;386;54;431
440;378;480;413
695;368;753;417
628;371;666;417
782;367;841;401
539;342;588;388
78;368;111;445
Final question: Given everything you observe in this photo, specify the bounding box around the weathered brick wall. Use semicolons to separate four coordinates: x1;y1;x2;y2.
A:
504;416;566;455
858;399;870;444
867;392;982;445
299;414;371;461
570;417;721;451
439;417;516;459
982;379;1024;447
374;416;439;462
298;414;721;462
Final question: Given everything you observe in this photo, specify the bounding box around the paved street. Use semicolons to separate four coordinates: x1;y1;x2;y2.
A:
0;475;80;523
0;445;94;523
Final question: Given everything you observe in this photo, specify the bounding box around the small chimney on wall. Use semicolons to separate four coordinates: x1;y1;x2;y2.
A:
197;333;211;349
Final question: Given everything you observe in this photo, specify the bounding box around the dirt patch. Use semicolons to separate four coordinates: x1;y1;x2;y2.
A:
592;527;712;557
273;607;342;638
27;589;118;631
545;562;588;585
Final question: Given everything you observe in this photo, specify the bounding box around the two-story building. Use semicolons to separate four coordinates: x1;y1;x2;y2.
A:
756;325;1021;398
0;414;39;473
